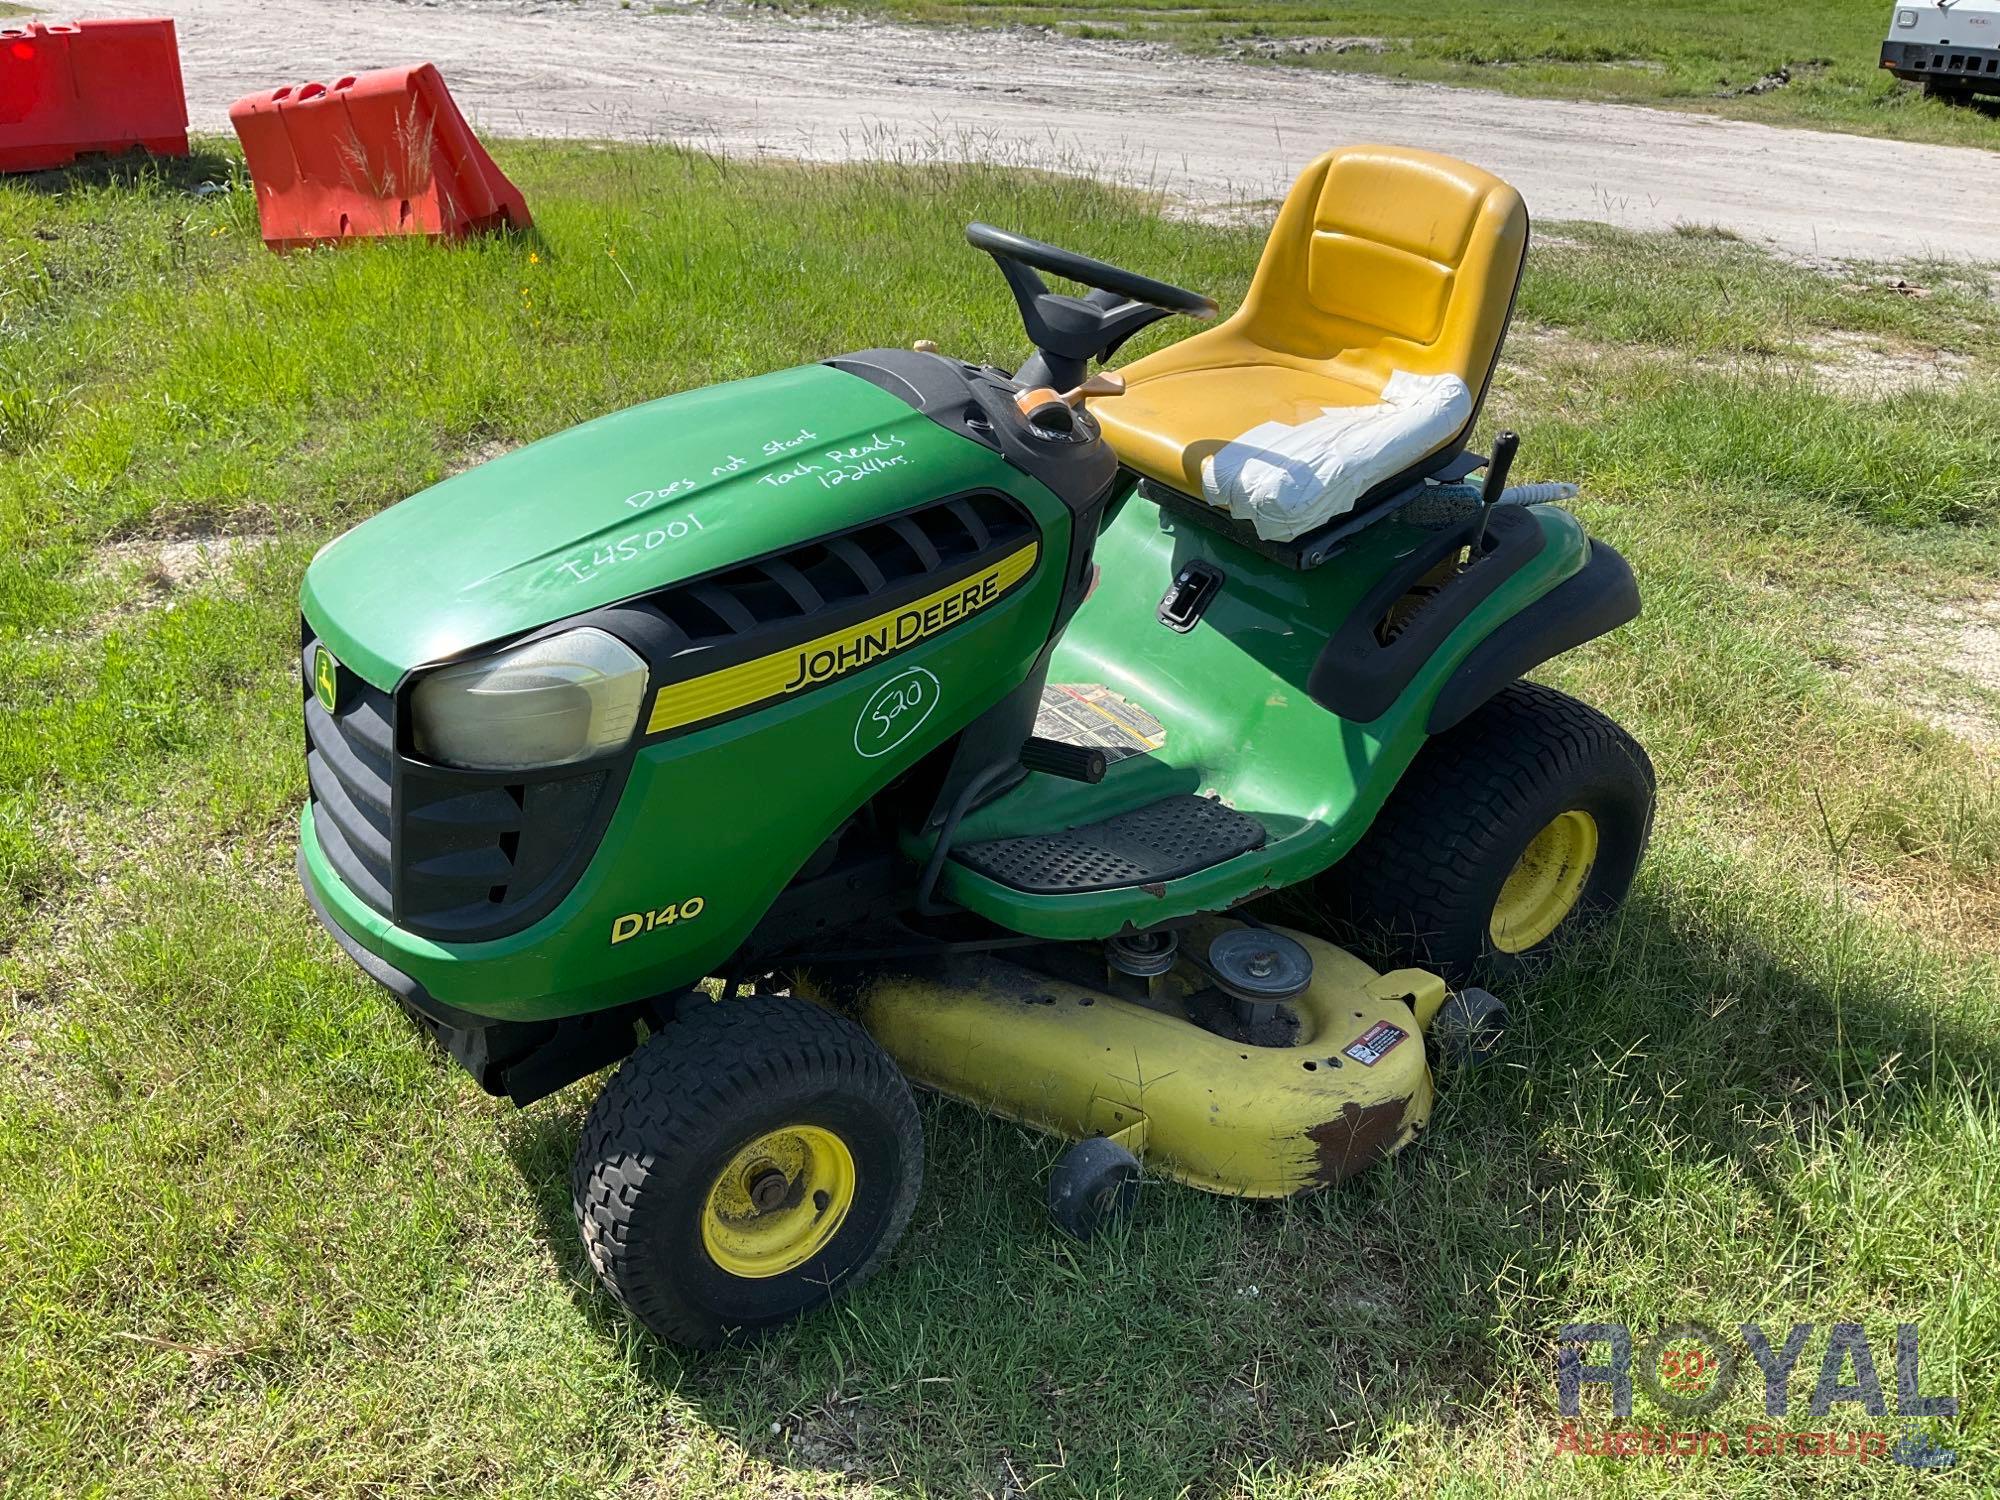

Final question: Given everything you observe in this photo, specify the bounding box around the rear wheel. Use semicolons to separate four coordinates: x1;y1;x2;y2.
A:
1315;681;1654;984
572;995;923;1349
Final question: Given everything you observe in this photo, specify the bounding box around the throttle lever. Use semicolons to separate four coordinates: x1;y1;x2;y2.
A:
1014;370;1126;422
1064;371;1126;404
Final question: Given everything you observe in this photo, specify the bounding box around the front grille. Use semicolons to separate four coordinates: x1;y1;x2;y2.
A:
304;659;396;917
301;632;619;943
301;494;1038;937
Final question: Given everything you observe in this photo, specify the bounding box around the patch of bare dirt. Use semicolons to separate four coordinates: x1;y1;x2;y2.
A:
1798;330;1972;396
98;533;266;588
1844;859;2000;957
92;531;278;626
778;1389;891;1478
80;0;2000;262
1505;324;1605;366
1842;588;2000;747
1920;595;2000;745
1504;321;1975;398
445;438;517;477
1232;35;1388;60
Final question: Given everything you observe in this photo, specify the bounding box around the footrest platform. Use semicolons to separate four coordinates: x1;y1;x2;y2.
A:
953;795;1266;895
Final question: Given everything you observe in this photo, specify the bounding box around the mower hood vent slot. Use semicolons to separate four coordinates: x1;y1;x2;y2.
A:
339;696;394;758
405;845;515;882
394;766;609;937
643;491;1036;653
403;785;522;833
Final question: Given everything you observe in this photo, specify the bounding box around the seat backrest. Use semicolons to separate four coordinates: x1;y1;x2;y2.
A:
1229;146;1528;405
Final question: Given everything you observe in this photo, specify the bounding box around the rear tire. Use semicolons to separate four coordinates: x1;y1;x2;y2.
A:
571;995;923;1349
1315;681;1654;985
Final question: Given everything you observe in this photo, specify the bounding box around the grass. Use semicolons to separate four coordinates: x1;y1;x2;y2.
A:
774;0;2000;150
2;140;1999;1495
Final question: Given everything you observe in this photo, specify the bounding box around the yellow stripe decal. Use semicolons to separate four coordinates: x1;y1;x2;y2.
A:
645;540;1040;736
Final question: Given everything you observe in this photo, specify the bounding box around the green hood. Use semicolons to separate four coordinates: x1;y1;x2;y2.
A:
302;363;976;689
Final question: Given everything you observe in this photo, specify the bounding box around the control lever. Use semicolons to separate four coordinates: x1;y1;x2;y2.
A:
1063;371;1126;404
1014;370;1126;424
1466;430;1519;561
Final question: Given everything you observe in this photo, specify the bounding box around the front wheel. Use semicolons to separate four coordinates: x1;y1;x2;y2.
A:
1315;681;1654;985
571;995;923;1349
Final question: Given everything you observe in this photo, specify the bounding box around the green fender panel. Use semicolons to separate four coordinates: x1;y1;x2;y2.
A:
932;491;1593;938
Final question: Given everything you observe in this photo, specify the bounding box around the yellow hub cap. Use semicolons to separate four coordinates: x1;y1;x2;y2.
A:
1490;810;1599;954
700;1125;857;1279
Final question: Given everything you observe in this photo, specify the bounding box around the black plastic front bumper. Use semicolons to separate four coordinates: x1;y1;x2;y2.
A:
1882;39;2000;89
299;844;649;1105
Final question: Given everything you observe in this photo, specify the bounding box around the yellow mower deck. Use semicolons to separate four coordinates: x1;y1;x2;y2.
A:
808;922;1447;1198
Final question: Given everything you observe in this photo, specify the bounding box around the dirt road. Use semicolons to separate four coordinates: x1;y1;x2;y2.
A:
49;0;2000;262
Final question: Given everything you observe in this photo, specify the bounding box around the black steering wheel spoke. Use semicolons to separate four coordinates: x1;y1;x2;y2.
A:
966;222;1216;390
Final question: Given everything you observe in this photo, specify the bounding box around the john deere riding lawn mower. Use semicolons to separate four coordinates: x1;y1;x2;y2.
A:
297;146;1653;1348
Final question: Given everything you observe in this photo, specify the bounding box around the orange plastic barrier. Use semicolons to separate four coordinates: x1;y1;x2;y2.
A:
0;18;189;173
229;65;530;252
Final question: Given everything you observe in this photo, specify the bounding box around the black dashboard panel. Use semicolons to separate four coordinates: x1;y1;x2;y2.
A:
827;347;1121;518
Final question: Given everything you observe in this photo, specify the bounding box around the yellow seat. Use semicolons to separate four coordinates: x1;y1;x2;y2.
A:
1093;145;1528;501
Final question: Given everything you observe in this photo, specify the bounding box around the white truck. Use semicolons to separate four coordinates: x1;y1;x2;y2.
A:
1881;0;2000;97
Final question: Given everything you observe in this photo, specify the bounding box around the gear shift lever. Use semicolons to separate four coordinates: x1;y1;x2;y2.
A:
1467;430;1519;560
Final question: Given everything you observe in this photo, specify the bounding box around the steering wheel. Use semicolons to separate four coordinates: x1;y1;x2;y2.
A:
966;222;1217;390
967;223;1218;318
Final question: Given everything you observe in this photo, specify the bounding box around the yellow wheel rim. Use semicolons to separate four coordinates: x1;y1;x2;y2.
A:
700;1124;857;1280
1490;810;1599;954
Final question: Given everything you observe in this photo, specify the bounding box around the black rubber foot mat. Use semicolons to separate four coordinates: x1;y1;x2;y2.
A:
953;795;1266;895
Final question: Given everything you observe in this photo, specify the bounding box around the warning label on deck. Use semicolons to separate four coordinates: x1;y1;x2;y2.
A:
1034;683;1166;765
1344;1020;1408;1067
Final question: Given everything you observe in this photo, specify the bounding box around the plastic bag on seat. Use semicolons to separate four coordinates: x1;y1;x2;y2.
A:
1200;371;1472;542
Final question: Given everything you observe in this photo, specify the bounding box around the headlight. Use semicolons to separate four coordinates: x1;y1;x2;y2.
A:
411;627;649;771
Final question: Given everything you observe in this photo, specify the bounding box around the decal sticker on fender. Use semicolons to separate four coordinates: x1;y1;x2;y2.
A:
855;666;940;759
643;540;1038;737
610;895;706;945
